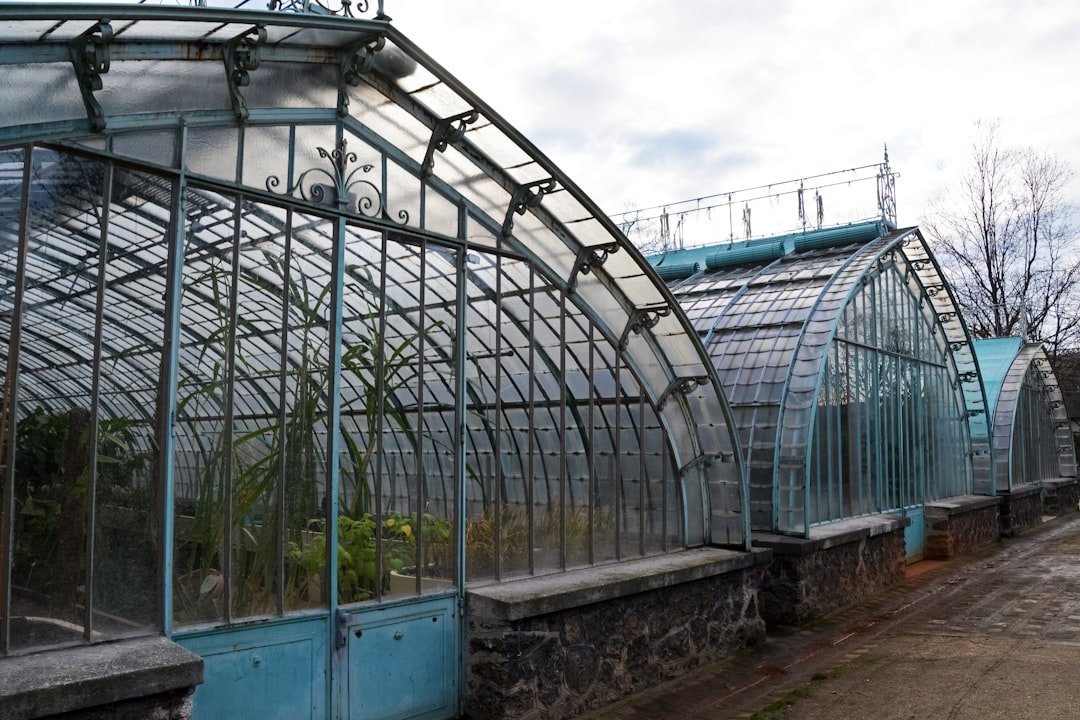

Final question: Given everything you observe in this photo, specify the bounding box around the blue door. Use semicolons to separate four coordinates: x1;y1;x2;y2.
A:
178;593;459;720
903;505;925;562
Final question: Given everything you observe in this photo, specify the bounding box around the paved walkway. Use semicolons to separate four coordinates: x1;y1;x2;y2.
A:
580;513;1080;720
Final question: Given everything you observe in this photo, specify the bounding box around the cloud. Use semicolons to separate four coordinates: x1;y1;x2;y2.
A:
392;0;1080;229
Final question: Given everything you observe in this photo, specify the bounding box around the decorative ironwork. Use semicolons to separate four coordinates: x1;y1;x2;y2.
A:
657;376;709;409
421;109;479;178
269;0;390;19
797;181;806;231
619;306;671;349
924;284;944;296
69;21;112;132
501;178;556;239
679;451;736;476
224;25;266;122
878;144;898;228
957;371;978;383
567;241;620;293
266;139;402;221
338;35;386;117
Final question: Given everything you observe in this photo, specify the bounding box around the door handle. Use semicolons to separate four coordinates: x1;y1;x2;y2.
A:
336;609;350;649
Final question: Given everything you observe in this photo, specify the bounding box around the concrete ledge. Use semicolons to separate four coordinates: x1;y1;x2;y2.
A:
926;494;1002;516
753;514;908;556
1005;484;1042;500
0;635;204;719
467;547;772;622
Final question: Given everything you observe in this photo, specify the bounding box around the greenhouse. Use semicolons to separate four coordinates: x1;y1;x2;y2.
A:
972;337;1077;527
0;3;760;720
649;217;995;619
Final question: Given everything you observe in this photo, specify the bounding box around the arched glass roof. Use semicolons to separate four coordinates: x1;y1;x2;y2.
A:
0;2;747;551
973;337;1077;490
651;222;993;535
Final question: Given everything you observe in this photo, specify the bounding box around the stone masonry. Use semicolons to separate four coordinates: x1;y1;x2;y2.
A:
755;516;907;626
1041;478;1080;516
998;484;1044;537
925;495;1002;560
464;549;769;720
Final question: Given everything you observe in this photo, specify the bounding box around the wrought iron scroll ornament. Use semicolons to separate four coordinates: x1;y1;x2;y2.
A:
421;109;480;179
619;306;671;350
338;35;386;117
568;241;620;294
878;144;898;228
679;451;736;476
657;376;709;409
70;21;113;132
266;139;403;222
269;0;390;20
501;178;557;239
225;25;267;122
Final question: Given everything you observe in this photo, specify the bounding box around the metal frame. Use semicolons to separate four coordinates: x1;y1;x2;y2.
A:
663;223;990;537
0;4;749;665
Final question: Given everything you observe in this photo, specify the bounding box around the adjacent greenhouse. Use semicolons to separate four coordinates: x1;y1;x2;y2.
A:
651;221;992;553
0;4;751;719
973;337;1077;491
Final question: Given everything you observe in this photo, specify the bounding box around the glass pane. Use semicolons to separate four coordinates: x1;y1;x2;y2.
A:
9;149;99;650
229;200;305;618
172;188;234;625
280;212;333;611
91;167;163;638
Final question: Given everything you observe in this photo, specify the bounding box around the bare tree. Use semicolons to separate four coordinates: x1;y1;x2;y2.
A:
922;121;1080;356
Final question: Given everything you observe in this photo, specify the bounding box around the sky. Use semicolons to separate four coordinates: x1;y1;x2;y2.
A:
388;0;1080;244
56;0;1080;246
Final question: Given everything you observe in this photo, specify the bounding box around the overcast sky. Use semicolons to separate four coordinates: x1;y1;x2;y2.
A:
390;0;1080;240
80;0;1080;243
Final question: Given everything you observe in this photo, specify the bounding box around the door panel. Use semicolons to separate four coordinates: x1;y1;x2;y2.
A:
904;506;925;562
343;596;459;720
178;616;329;720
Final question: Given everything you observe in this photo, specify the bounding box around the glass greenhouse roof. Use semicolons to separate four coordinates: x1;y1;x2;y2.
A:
649;221;994;533
972;337;1025;424
973;337;1076;489
0;1;749;576
0;2;734;436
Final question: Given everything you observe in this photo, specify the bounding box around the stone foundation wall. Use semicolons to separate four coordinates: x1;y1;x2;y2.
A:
0;636;202;720
1042;478;1080;516
757;522;905;626
42;688;195;720
925;496;1001;560
999;486;1043;537
465;551;769;720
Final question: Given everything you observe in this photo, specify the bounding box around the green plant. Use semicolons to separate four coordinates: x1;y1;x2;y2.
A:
171;240;450;618
10;405;147;615
286;511;450;603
